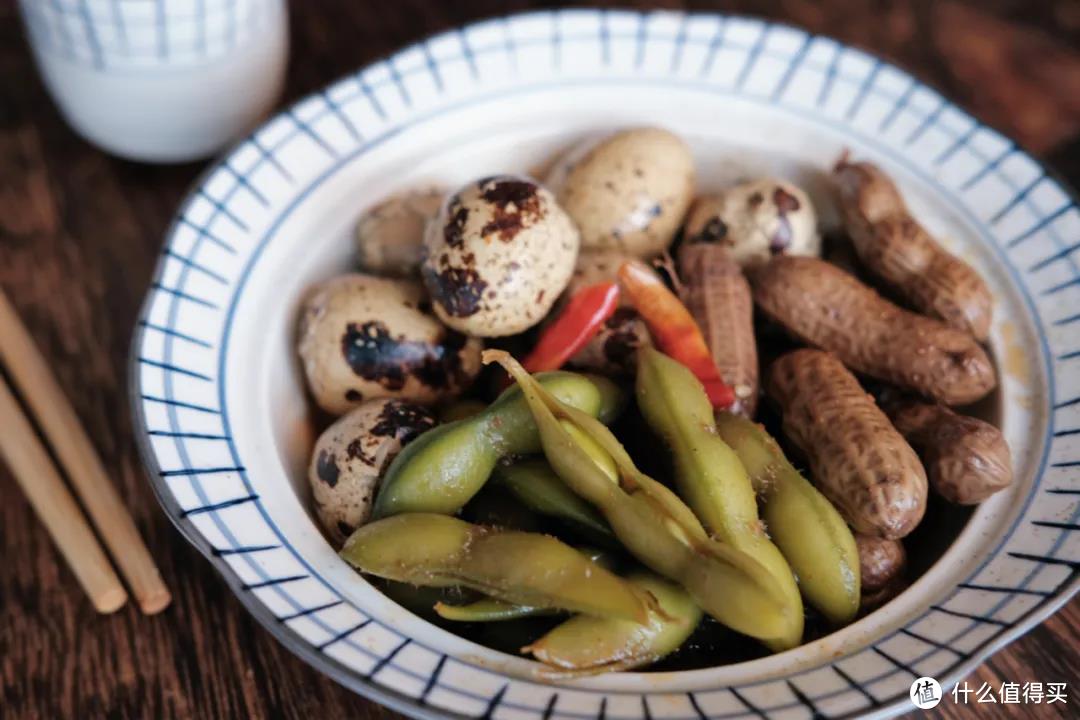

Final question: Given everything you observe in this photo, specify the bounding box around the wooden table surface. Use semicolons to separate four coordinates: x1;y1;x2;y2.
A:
1;1;1078;718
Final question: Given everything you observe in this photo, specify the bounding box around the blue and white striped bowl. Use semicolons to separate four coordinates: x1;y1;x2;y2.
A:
130;10;1080;719
18;0;288;162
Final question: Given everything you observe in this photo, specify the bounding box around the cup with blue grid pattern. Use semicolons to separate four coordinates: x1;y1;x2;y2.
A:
17;0;289;163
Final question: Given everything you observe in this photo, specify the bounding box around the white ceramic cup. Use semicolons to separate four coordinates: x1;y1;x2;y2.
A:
18;0;289;163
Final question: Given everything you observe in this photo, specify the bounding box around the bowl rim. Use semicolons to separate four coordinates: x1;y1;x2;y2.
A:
129;8;1080;720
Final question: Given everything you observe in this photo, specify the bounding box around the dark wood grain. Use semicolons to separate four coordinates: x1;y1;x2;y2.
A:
0;1;1077;719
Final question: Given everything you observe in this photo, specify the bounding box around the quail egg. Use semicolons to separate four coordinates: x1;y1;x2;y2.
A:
546;128;695;257
683;179;820;267
309;398;436;545
421;175;579;337
298;273;482;414
355;186;444;277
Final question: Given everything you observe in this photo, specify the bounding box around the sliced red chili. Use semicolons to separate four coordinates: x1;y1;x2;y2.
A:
617;260;736;409
522;282;621;373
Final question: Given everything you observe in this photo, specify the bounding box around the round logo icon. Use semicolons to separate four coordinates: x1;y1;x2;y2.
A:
910;676;943;709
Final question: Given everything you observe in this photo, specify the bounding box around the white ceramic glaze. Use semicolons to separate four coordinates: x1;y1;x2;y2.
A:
130;11;1080;719
18;0;288;162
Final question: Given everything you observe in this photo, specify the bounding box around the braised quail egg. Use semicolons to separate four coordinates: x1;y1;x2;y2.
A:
683;179;819;267
546;128;695;257
421;175;579;337
355;186;444;277
298;274;482;414
309;398;436;545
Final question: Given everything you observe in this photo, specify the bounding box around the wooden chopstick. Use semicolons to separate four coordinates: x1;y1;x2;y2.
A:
0;290;171;614
0;373;128;613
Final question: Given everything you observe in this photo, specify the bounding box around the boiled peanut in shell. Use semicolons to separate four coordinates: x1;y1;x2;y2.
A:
855;534;906;593
890;401;1012;504
767;349;927;539
833;157;992;340
752;256;996;406
677;243;758;416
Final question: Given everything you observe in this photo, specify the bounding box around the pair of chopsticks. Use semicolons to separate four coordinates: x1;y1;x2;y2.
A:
0;289;170;614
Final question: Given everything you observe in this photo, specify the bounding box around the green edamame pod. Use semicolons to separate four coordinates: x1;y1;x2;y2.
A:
494;460;615;543
636;348;804;650
583;373;628;425
433;547;614;623
525;573;701;673
373;372;622;519
484;350;793;643
714;412;861;624
560;420;619;482
341;513;655;622
434;598;556;622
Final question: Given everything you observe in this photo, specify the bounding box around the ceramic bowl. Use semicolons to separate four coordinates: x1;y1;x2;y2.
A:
131;10;1080;719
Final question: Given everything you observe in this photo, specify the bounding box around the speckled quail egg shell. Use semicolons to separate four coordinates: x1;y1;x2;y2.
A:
297;273;482;415
546;128;695;258
421;175;579;338
683;178;820;268
309;398;436;545
355;186;444;277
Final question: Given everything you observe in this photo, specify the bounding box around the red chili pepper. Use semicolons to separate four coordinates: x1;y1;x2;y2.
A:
522;282;621;373
617;260;736;409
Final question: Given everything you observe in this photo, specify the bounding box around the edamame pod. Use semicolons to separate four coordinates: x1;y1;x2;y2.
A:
434;598;557;622
716;412;860;624
583;373;627;425
434;548;614;623
525;574;701;673
636;348;803;649
494;460;615;543
341;513;655;622
373;372;623;518
484;350;792;642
